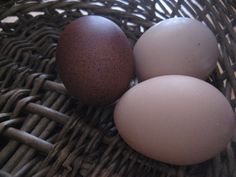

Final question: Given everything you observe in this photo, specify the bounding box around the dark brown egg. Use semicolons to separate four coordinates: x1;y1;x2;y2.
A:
56;15;134;105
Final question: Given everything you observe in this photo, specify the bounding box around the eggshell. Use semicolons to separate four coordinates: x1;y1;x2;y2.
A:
56;15;134;105
134;17;219;81
114;75;235;165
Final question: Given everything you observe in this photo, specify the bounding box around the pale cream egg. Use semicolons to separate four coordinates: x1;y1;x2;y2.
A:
134;17;219;81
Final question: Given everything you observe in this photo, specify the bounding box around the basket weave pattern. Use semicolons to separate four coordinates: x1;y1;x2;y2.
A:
0;1;235;177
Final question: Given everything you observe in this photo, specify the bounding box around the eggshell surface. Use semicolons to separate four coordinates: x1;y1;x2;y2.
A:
114;75;235;165
56;15;134;105
134;17;218;80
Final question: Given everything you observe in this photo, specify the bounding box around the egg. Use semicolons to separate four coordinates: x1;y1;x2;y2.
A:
114;75;235;165
134;17;219;81
56;16;134;105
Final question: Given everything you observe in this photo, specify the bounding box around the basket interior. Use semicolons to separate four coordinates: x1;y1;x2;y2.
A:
0;1;236;177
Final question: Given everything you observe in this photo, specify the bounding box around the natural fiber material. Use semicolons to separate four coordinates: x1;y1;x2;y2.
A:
0;1;235;177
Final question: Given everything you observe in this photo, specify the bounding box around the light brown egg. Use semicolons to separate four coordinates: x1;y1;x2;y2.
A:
114;75;235;165
134;17;219;81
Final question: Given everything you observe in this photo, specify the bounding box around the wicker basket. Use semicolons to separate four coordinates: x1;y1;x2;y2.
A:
0;0;235;177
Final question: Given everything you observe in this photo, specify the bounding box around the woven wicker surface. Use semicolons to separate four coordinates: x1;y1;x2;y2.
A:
0;1;235;177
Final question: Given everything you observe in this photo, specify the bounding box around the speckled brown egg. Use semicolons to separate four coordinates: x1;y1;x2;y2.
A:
56;15;134;105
